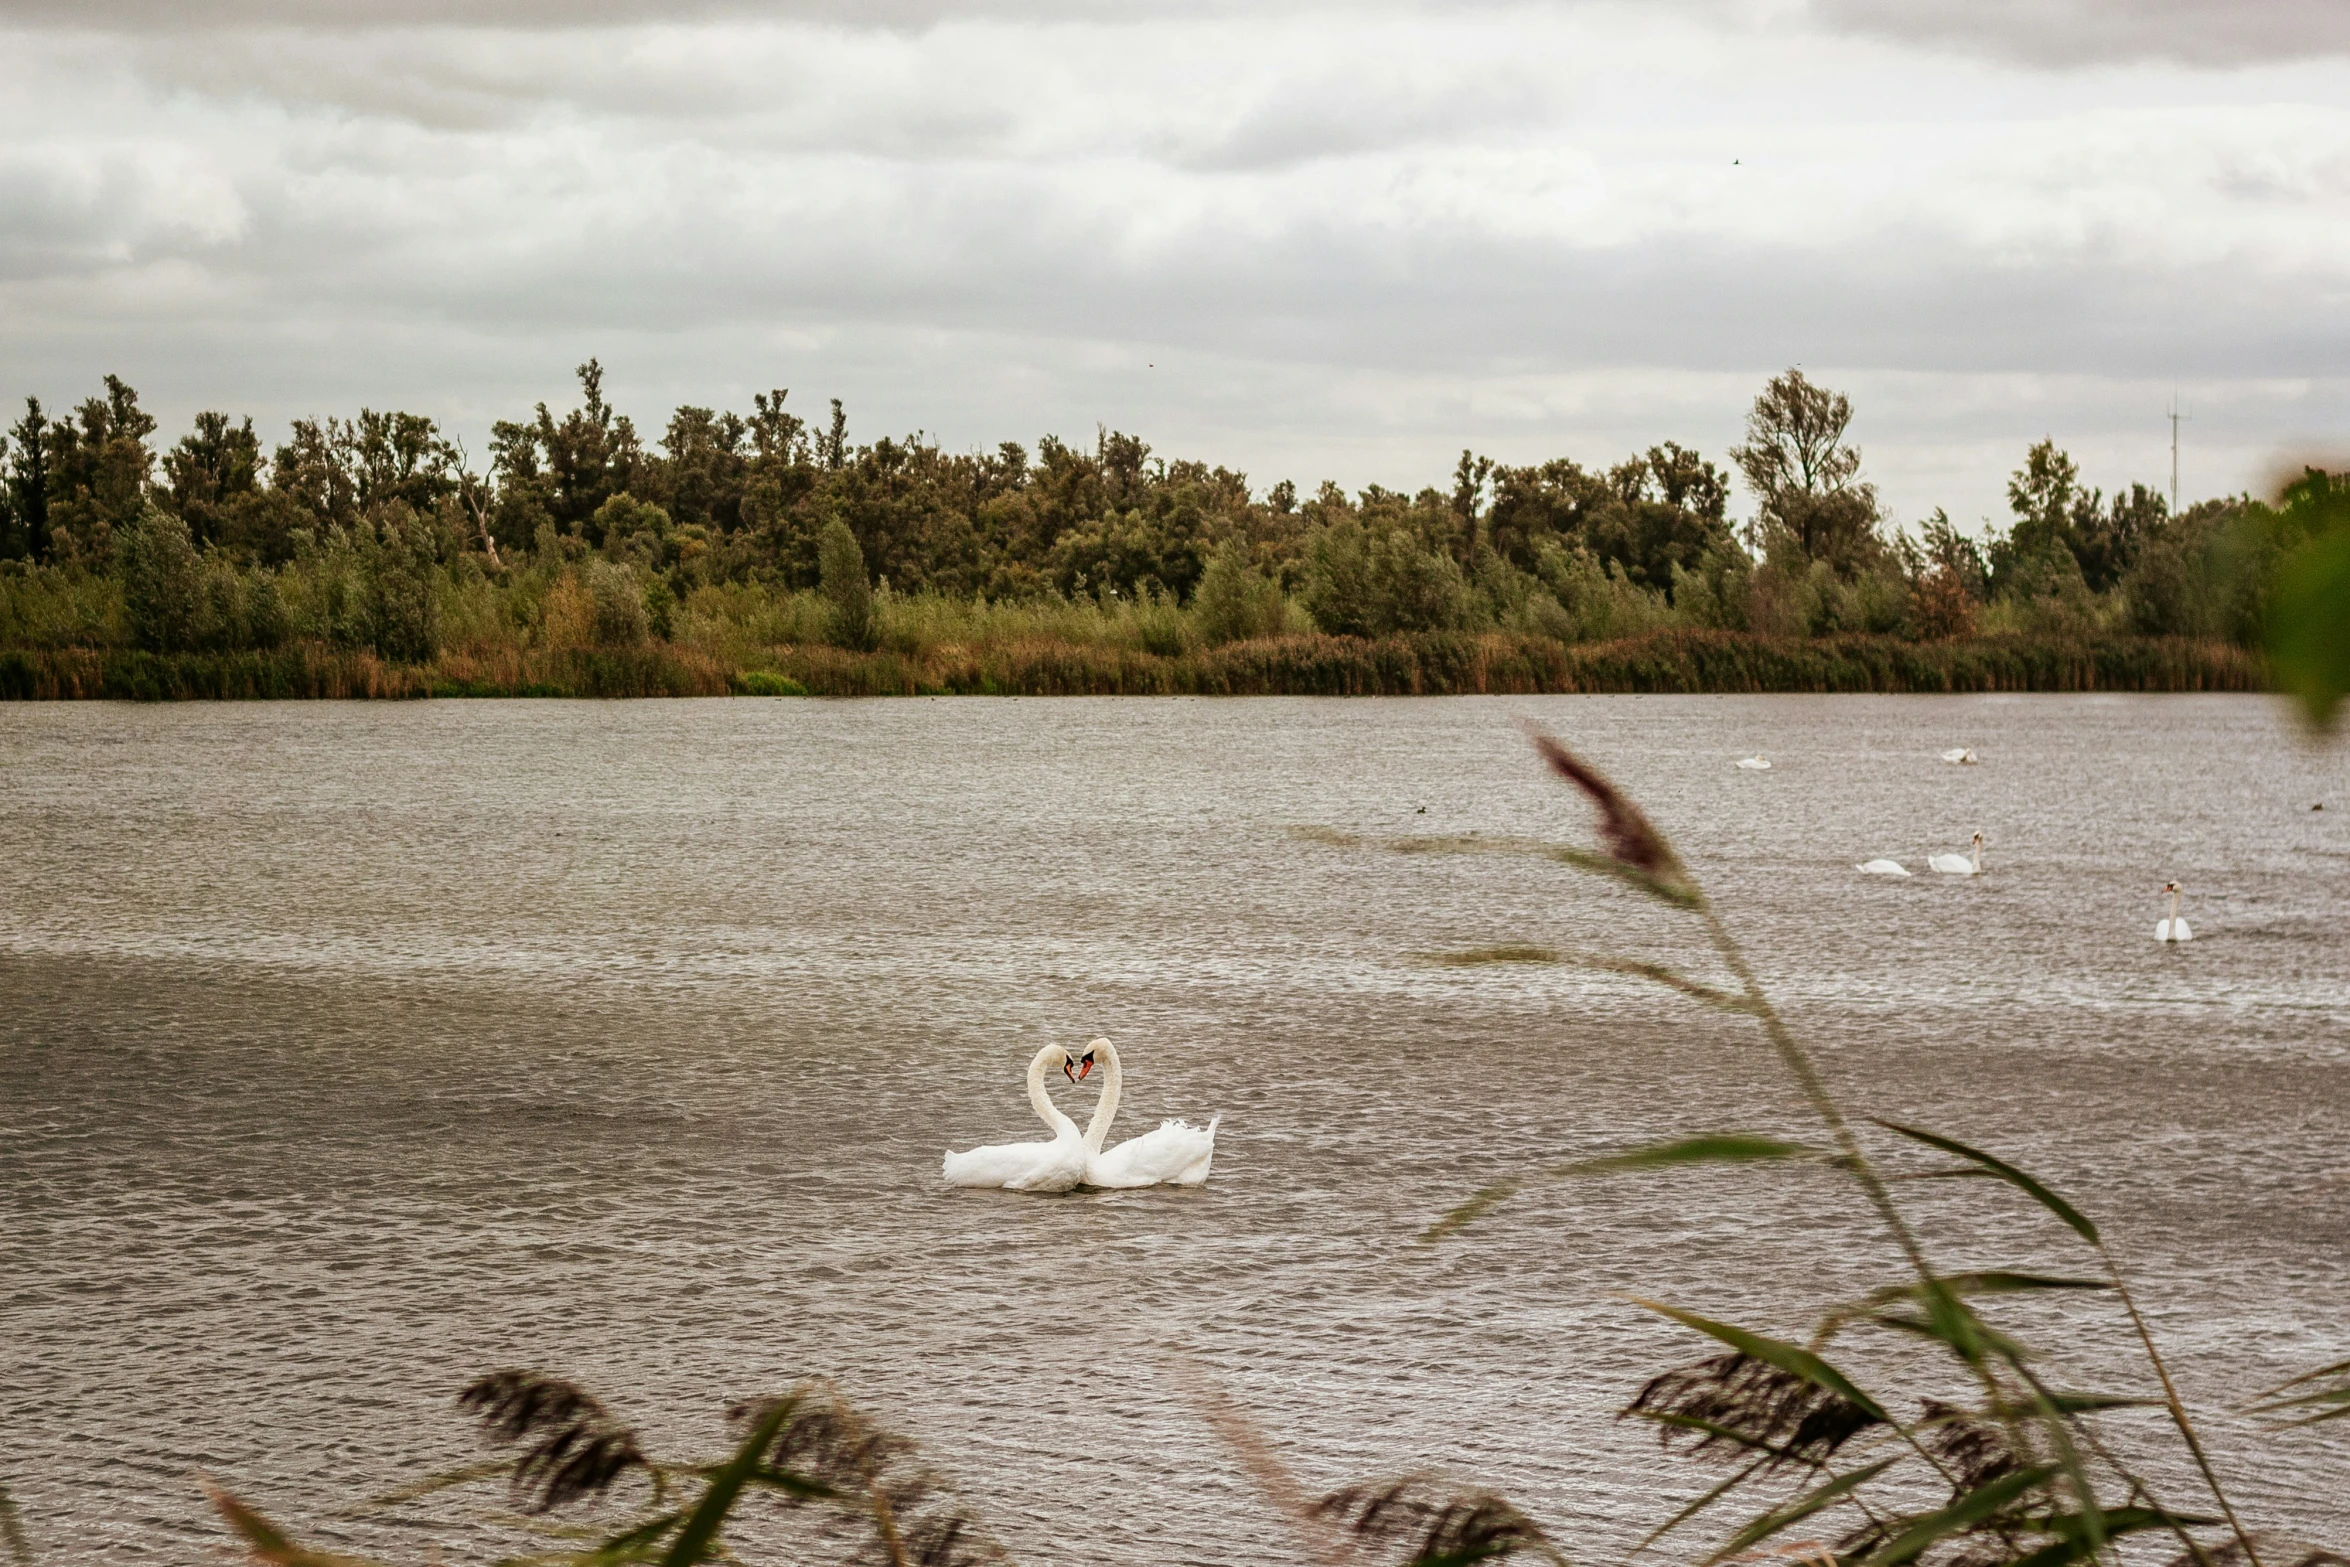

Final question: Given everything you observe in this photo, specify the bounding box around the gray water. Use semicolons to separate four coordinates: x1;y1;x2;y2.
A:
2;694;2346;1564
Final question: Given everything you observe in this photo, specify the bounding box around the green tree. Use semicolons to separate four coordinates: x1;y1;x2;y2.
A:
586;560;649;647
2267;468;2350;728
45;375;156;561
817;517;875;651
6;398;50;561
163;411;264;549
118;505;203;652
1192;537;1287;645
1304;517;1468;637
364;508;442;662
1730;369;1881;573
490;360;643;550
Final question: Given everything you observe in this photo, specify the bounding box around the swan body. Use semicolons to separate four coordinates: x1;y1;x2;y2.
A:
1928;833;1984;876
1856;858;1911;876
942;1044;1088;1192
1940;748;1978;765
2156;882;2193;943
1735;756;1772;771
1077;1038;1218;1189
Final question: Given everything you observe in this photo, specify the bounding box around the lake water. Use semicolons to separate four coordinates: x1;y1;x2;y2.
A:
2;695;2346;1564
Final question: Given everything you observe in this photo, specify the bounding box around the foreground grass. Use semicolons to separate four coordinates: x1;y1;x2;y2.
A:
0;630;2265;701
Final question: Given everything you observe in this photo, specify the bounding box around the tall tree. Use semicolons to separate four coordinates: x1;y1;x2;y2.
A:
6;398;49;560
1730;369;1881;572
45;376;156;559
163;412;264;548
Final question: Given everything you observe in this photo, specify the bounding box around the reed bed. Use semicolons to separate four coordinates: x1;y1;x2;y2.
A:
0;631;2265;701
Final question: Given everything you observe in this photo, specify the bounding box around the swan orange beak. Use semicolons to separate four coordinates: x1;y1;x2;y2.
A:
1074;1053;1095;1081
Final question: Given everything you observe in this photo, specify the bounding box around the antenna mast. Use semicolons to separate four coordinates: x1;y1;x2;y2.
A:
2167;392;2189;514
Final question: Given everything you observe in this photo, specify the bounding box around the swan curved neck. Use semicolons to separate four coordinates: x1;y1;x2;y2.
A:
1027;1049;1079;1140
1082;1042;1122;1153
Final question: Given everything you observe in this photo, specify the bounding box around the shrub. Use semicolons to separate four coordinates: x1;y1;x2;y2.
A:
118;505;203;652
586;560;648;647
1192;538;1288;645
817;519;875;651
365;513;442;662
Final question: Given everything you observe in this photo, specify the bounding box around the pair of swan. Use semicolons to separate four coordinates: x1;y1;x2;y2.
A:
941;1038;1218;1194
1857;833;1983;878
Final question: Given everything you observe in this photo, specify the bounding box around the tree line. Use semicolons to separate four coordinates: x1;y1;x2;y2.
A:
0;362;2325;664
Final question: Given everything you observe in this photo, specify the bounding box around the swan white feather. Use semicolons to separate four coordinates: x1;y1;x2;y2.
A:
1940;748;1979;765
2156;882;2193;943
1928;833;1984;876
942;1044;1088;1192
1735;756;1772;771
1078;1038;1218;1189
1856;859;1911;876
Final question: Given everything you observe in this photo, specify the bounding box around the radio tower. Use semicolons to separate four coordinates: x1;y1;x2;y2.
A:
2167;392;2189;514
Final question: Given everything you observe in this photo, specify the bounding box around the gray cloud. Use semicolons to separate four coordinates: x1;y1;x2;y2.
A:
1814;0;2350;68
0;1;2342;531
10;0;2350;70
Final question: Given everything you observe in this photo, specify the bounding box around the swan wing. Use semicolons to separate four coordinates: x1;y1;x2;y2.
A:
1857;859;1910;876
1087;1117;1219;1189
945;1136;1085;1191
1927;853;1974;874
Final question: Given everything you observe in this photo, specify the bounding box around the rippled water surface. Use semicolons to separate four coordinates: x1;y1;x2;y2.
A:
3;695;2347;1563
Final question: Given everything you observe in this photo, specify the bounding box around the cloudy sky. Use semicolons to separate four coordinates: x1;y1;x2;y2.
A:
2;0;2345;530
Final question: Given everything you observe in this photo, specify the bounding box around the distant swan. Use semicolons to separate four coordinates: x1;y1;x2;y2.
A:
942;1044;1088;1192
1856;858;1911;876
1735;756;1772;771
1928;833;1984;876
1075;1038;1218;1189
2156;882;2193;943
1940;748;1979;765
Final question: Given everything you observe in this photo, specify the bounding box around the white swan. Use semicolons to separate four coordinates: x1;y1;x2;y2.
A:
1940;748;1979;765
942;1044;1088;1192
2156;882;2193;943
1928;833;1984;876
1856;859;1911;876
1735;756;1772;771
1073;1037;1218;1189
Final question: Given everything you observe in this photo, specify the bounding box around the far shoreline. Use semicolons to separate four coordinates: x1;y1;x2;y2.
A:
0;628;2263;702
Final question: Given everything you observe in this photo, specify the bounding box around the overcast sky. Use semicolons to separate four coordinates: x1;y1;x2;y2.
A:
2;0;2344;531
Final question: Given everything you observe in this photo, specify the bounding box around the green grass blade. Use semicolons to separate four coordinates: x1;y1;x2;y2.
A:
202;1484;382;1567
1624;1410;1809;1462
1422;1180;1527;1241
1630;1458;1770;1555
659;1397;798;1567
1634;1301;1889;1422
1423;1137;1818;1242
2247;1356;2350;1424
354;1459;516;1510
1426;946;1561;966
574;1511;686;1566
0;1483;31;1567
1565;1135;1822;1175
1711;1456;1902;1562
1871;1120;2099;1244
1853;1466;2053;1567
